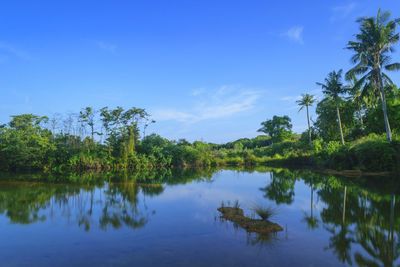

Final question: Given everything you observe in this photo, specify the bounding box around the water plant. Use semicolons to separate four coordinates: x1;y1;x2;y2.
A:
252;204;277;221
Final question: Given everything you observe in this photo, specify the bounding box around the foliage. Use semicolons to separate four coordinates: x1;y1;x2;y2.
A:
0;114;55;170
258;115;293;143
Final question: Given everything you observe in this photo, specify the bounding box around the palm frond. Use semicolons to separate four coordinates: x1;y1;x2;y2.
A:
381;72;394;85
384;62;400;71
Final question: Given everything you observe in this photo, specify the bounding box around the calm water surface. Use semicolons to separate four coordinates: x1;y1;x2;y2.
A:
0;168;399;266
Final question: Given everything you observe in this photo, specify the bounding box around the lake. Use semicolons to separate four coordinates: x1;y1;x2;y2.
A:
0;167;399;266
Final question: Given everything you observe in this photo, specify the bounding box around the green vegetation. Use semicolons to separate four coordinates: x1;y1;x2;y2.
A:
257;115;292;143
252;204;277;221
0;9;399;173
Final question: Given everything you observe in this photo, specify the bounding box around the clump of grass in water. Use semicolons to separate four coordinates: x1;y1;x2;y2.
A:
233;200;241;215
217;202;283;234
252;205;277;221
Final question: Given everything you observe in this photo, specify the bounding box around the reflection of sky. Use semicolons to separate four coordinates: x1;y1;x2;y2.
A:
0;170;397;266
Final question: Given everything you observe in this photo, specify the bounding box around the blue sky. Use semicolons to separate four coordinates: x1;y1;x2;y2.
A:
1;0;399;143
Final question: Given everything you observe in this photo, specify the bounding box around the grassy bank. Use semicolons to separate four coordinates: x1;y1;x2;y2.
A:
211;133;400;172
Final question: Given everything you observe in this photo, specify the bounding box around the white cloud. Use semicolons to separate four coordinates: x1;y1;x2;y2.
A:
330;2;357;22
152;85;263;123
191;88;206;96
282;26;304;44
280;95;302;102
0;42;31;60
96;41;117;53
281;89;323;103
151;109;195;122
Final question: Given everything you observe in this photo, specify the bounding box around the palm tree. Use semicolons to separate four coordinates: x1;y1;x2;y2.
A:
296;93;317;147
346;9;400;142
317;70;347;145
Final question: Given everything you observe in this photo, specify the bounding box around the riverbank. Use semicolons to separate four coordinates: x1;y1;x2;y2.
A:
1;114;398;173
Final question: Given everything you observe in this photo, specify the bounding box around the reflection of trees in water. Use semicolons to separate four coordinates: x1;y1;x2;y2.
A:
258;168;400;266
99;183;148;231
0;167;214;231
317;183;400;266
0;183;81;224
259;171;297;205
352;195;400;267
318;185;355;265
246;232;280;250
2;167;400;265
0;182;160;231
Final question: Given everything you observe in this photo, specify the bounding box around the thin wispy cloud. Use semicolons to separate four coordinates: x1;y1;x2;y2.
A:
96;41;117;53
152;86;263;123
281;89;323;103
191;88;206;96
152;109;195;122
0;42;31;60
282;26;304;44
330;2;357;22
281;95;302;102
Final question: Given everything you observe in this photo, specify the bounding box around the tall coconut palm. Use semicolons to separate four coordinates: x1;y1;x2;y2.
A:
296;93;317;147
346;9;400;142
317;70;347;145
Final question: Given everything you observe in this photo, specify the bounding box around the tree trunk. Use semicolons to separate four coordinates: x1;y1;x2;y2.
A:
336;103;345;145
376;61;392;142
379;85;392;142
306;105;312;147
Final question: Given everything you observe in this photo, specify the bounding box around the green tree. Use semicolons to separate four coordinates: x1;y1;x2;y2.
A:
347;75;367;129
346;9;400;142
364;88;400;135
296;93;317;147
314;97;357;142
317;70;347;145
257;115;292;143
99;106;150;166
79;107;97;141
0;114;54;170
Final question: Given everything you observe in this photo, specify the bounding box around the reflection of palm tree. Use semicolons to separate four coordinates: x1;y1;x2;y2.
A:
343;186;347;224
354;223;400;266
302;184;319;230
326;224;354;265
319;185;354;265
355;194;400;267
325;186;354;265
